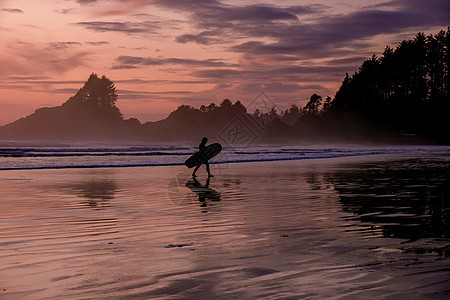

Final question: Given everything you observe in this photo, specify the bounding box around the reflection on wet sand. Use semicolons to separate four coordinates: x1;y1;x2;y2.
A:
70;180;118;208
1;155;449;299
326;158;450;255
185;177;221;206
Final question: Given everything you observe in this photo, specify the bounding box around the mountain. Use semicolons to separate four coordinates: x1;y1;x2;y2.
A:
0;77;268;142
141;100;258;142
0;74;141;140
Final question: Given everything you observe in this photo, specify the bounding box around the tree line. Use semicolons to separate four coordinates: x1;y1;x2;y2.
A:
81;28;450;143
325;28;449;142
249;28;450;143
159;25;448;143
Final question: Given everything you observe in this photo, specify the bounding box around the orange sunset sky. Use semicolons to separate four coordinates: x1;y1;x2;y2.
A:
0;0;448;125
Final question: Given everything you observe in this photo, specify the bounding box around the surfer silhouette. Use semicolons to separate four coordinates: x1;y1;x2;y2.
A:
192;137;212;177
185;137;222;177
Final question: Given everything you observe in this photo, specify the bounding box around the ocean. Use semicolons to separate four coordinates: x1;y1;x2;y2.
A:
1;142;449;170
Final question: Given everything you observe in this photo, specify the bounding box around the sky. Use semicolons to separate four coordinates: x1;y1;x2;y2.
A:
0;0;448;125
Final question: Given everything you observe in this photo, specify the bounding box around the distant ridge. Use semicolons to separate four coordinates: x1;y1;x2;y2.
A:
0;74;141;140
0;75;266;142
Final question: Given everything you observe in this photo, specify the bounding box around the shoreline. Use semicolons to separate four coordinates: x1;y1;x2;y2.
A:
1;145;449;172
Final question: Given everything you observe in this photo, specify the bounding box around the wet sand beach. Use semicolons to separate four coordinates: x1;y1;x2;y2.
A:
1;153;449;299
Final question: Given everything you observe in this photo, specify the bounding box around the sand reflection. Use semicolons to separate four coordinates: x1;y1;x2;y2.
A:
326;158;450;254
70;180;118;208
1;156;449;299
185;177;221;207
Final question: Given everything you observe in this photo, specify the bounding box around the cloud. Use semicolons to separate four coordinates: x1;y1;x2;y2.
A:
152;0;316;22
166;0;448;61
117;89;197;100
0;77;84;96
2;77;84;85
0;42;92;77
193;64;349;83
226;9;429;58
257;83;304;94
170;2;322;46
76;0;99;5
324;56;369;66
47;42;82;49
48;88;80;94
394;0;450;20
1;8;24;14
74;21;160;33
115;78;211;85
176;30;224;45
214;83;233;89
85;41;110;46
112;55;237;69
214;5;300;22
54;8;76;14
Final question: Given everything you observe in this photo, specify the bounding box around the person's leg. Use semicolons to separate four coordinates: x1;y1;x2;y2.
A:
205;161;213;177
192;164;200;177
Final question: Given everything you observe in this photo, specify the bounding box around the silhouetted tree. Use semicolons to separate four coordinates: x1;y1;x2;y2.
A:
304;93;322;115
233;100;246;113
427;30;449;100
281;104;301;125
206;103;218;112
80;73;118;108
322;96;332;113
220;99;232;109
269;106;279;119
75;73;122;120
328;28;450;143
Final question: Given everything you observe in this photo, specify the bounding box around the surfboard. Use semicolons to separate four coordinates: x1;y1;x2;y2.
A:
185;143;222;168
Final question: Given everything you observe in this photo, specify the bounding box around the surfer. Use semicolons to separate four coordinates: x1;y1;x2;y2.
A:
192;137;213;178
185;138;221;176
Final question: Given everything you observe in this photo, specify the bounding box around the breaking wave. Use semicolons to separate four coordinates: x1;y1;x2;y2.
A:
0;144;448;170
